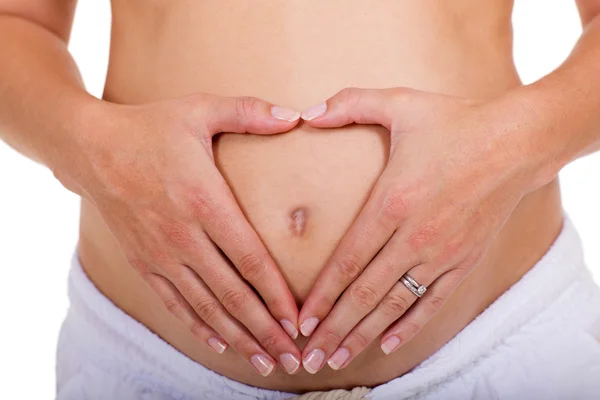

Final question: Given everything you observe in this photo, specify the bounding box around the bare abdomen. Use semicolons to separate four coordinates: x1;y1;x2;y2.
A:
78;0;564;391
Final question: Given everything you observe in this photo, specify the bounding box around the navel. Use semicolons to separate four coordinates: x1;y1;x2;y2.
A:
289;207;308;237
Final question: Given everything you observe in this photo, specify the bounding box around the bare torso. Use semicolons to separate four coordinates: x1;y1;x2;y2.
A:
78;0;563;392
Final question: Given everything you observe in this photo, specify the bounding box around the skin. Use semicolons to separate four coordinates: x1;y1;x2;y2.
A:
0;2;305;377
0;0;599;393
298;0;600;372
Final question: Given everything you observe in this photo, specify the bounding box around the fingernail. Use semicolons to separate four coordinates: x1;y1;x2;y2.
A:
207;337;227;354
280;319;299;340
271;106;301;122
300;317;319;337
381;336;401;355
250;354;275;377
301;102;327;121
327;347;350;370
279;353;301;374
303;349;325;374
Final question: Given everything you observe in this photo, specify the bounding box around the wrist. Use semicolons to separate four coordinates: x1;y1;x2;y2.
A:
48;95;120;198
481;86;567;194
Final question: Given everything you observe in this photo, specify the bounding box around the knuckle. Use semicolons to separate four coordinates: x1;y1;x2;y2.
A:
185;93;209;107
339;87;363;123
188;191;216;221
426;294;445;314
334;255;364;282
235;96;259;118
192;296;220;323
348;330;370;349
238;253;267;282
349;284;380;310
380;188;409;223
258;329;281;351
381;293;410;317
159;221;195;250
164;298;184;316
220;288;249;315
229;335;248;354
403;320;421;338
189;320;207;338
339;87;360;106
180;93;207;116
407;220;440;253
321;329;345;345
390;87;413;102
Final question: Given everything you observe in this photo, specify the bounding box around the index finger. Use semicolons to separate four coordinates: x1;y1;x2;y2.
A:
298;184;401;336
195;173;300;339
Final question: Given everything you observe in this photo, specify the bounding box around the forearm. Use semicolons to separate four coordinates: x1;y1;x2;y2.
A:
0;15;102;173
496;9;600;186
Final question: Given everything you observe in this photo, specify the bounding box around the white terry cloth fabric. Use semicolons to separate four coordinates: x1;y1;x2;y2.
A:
56;216;600;400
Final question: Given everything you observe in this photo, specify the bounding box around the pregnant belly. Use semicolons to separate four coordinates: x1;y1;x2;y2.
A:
78;112;563;392
80;123;417;391
78;0;563;389
79;111;563;391
213;123;389;303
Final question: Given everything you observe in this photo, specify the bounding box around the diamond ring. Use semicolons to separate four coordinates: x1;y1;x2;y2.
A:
400;274;427;298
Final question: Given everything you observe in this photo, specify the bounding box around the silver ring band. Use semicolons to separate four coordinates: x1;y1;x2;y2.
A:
400;274;427;298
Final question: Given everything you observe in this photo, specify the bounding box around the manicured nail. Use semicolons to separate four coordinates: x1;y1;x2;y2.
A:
250;354;275;377
381;336;401;355
327;347;350;370
271;106;301;122
279;353;301;374
280;319;299;340
303;349;325;374
301;102;327;121
300;317;319;337
207;337;227;354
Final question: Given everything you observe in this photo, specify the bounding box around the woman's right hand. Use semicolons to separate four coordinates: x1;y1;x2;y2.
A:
53;94;303;376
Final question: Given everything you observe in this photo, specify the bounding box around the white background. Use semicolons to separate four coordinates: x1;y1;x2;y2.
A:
0;1;598;398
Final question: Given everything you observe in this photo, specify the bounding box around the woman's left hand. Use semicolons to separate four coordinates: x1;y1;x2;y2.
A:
297;87;553;373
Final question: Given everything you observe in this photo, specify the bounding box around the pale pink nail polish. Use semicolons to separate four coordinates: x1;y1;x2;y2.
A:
303;349;325;374
250;354;275;376
327;347;350;370
207;337;227;354
279;353;301;374
300;317;319;337
271;106;301;122
381;336;401;355
301;103;327;121
280;319;299;340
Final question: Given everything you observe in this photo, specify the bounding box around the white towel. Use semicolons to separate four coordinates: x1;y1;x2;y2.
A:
56;216;600;400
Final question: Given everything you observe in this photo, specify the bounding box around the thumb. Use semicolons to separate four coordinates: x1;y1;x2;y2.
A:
203;95;301;136
300;87;400;130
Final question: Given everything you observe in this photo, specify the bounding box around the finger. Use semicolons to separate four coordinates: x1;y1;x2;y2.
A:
301;87;399;130
203;95;301;135
168;266;301;376
298;182;402;338
143;272;228;355
327;265;438;370
300;233;421;373
380;268;465;355
195;179;301;340
183;235;302;374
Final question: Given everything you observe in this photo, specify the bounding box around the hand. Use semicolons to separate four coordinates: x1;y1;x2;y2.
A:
55;94;304;376
297;87;546;373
